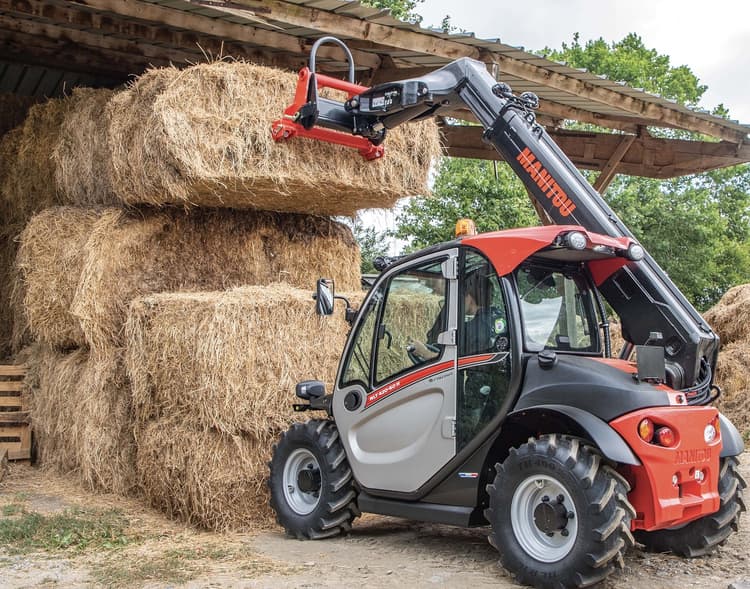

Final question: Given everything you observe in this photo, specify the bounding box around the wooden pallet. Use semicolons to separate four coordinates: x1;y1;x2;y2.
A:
0;365;30;461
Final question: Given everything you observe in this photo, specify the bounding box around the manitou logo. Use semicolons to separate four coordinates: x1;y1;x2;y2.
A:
675;448;711;464
516;147;577;218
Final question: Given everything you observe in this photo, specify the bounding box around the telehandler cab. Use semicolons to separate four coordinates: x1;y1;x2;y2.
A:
268;38;746;589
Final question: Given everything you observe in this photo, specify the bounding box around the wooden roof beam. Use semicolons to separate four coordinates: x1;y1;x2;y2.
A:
593;134;636;192
234;0;746;143
0;28;162;75
68;0;381;69
441;125;750;179
0;12;203;63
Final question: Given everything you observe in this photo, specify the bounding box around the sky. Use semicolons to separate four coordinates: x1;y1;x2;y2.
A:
360;0;750;250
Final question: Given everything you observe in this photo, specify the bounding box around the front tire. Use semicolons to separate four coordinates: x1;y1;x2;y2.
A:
269;419;359;539
634;456;747;557
485;434;634;589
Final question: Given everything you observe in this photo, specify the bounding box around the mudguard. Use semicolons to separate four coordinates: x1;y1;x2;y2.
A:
719;412;745;457
506;403;640;465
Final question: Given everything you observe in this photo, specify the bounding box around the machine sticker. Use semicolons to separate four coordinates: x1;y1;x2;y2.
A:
458;352;509;369
516;147;577;218
458;472;479;479
364;360;453;409
364;353;509;410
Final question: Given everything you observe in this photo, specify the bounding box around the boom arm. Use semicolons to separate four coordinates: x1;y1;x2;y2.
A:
277;55;718;395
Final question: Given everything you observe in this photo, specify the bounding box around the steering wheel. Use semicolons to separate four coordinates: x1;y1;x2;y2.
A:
406;343;440;364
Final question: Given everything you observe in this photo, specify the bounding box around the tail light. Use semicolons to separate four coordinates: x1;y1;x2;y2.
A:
656;427;676;447
704;416;720;443
638;418;654;442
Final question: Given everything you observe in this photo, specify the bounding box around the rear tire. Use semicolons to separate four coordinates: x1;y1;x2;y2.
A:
485;434;634;589
269;419;359;539
634;456;747;557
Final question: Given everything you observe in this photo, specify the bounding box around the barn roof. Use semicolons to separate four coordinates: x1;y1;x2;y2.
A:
1;0;748;182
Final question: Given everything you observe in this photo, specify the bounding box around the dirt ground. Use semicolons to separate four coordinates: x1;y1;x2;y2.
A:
1;454;749;589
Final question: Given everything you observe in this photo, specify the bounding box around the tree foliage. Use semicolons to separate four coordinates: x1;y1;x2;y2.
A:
359;0;423;24
393;157;538;251
351;220;390;274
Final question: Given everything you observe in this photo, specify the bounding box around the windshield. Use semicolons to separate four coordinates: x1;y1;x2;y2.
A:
515;264;600;353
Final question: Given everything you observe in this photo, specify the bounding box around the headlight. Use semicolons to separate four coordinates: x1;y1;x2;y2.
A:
626;243;645;261
565;231;587;250
704;423;717;443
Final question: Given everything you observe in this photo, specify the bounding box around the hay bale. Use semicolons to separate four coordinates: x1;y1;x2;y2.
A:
107;61;439;215
25;346;87;473
126;284;361;434
136;419;279;530
78;350;135;495
73;208;360;352
0;223;25;359
24;345;135;494
15;207;101;350
704;284;750;347
714;342;750;437
53;88;118;206
0;128;23;227
0;94;38;138
0;99;67;225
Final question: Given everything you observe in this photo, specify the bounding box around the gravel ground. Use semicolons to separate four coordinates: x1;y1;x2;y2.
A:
1;453;748;589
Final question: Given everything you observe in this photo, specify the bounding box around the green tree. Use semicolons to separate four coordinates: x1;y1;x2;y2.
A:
359;0;423;23
393;157;538;251
351;220;390;274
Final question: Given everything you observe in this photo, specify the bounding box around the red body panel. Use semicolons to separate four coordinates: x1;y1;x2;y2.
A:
462;226;633;277
271;68;384;160
610;406;721;531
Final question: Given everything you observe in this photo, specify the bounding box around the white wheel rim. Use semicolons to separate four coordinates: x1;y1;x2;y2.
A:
510;474;578;563
282;448;322;515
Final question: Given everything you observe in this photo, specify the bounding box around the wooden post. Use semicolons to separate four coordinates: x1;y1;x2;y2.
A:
0;448;8;482
593;134;636;194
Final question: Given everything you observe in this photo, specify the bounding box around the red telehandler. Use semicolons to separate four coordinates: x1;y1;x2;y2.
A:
268;37;746;588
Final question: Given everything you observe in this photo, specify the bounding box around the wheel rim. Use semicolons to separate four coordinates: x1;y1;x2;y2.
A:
510;474;578;563
282;448;322;515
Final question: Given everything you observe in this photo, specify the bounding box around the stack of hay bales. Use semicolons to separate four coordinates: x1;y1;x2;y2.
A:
2;59;438;529
126;285;363;529
705;285;750;436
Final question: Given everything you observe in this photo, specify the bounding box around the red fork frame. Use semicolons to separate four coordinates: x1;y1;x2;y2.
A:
271;68;385;161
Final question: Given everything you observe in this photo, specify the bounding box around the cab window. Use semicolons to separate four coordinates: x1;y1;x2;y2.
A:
375;259;448;385
456;250;511;450
515;264;599;353
340;284;385;389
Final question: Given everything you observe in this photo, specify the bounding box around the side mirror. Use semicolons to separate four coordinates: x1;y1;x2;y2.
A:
315;278;335;316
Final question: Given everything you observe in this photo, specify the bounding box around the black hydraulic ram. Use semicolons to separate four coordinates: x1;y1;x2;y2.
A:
315;57;717;395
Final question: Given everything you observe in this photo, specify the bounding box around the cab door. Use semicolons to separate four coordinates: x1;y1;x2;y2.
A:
332;250;458;494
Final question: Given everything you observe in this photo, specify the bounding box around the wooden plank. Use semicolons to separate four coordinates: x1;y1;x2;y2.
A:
233;0;747;142
70;0;381;70
0;382;23;392
0;448;8;482
441;125;750;179
0;397;24;409
593;134;637;193
0;411;30;424
0;423;31;461
0;13;204;64
0;365;26;376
